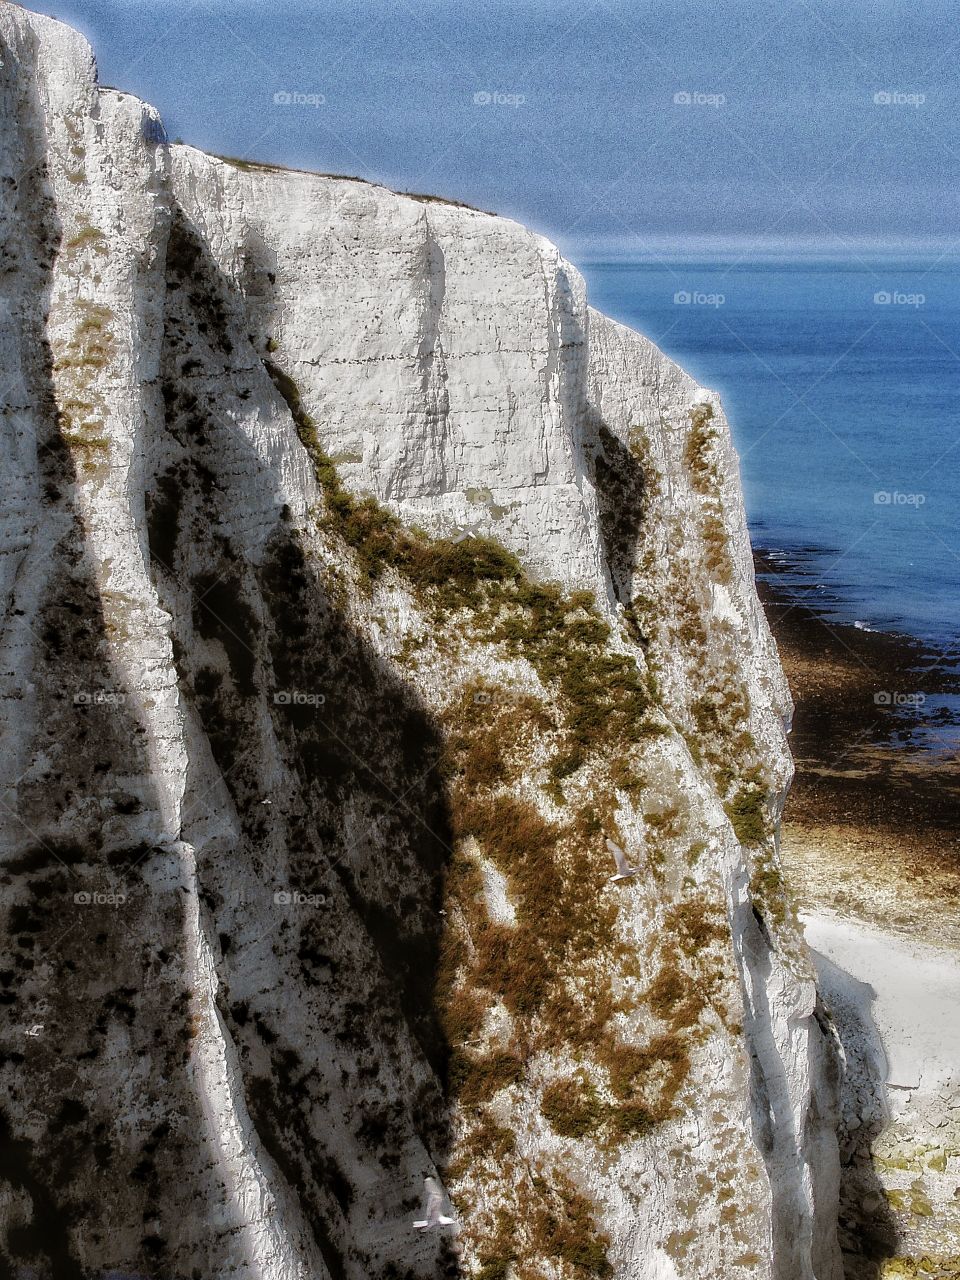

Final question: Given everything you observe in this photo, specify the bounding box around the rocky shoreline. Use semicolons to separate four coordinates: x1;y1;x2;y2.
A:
756;549;960;1278
755;548;960;947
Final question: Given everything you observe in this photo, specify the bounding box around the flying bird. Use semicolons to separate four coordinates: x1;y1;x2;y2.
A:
451;522;484;545
607;838;640;883
413;1177;456;1230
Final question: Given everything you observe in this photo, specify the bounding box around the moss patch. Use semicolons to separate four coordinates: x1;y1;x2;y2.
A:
540;1077;604;1140
724;785;768;845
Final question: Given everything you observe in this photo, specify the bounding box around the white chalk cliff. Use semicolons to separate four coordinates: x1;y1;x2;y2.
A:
0;5;845;1278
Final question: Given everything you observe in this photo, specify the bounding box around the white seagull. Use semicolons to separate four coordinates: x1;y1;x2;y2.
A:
413;1176;456;1230
607;838;640;884
451;522;484;545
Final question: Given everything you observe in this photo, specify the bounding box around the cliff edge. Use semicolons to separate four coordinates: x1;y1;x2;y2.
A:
0;5;843;1278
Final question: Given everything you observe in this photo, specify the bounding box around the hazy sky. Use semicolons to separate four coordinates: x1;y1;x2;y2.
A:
35;0;960;257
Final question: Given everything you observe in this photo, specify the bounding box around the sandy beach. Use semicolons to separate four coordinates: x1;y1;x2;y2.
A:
802;911;960;1278
804;911;960;1092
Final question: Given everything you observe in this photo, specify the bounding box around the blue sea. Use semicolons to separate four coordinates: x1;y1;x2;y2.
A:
578;256;959;656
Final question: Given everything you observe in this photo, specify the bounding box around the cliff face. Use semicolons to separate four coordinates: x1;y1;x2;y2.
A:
0;5;843;1279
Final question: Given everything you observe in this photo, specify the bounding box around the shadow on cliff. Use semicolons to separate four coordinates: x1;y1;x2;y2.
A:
722;885;896;1280
738;904;840;1279
588;414;651;643
810;951;898;1279
0;38;220;1280
739;902;896;1280
146;205;462;1278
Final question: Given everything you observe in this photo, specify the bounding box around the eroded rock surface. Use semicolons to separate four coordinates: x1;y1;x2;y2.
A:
0;5;844;1278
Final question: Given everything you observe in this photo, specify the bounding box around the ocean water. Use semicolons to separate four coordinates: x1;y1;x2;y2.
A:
578;257;959;654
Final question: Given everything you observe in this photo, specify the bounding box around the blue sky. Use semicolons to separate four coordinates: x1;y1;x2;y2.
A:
35;0;960;257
